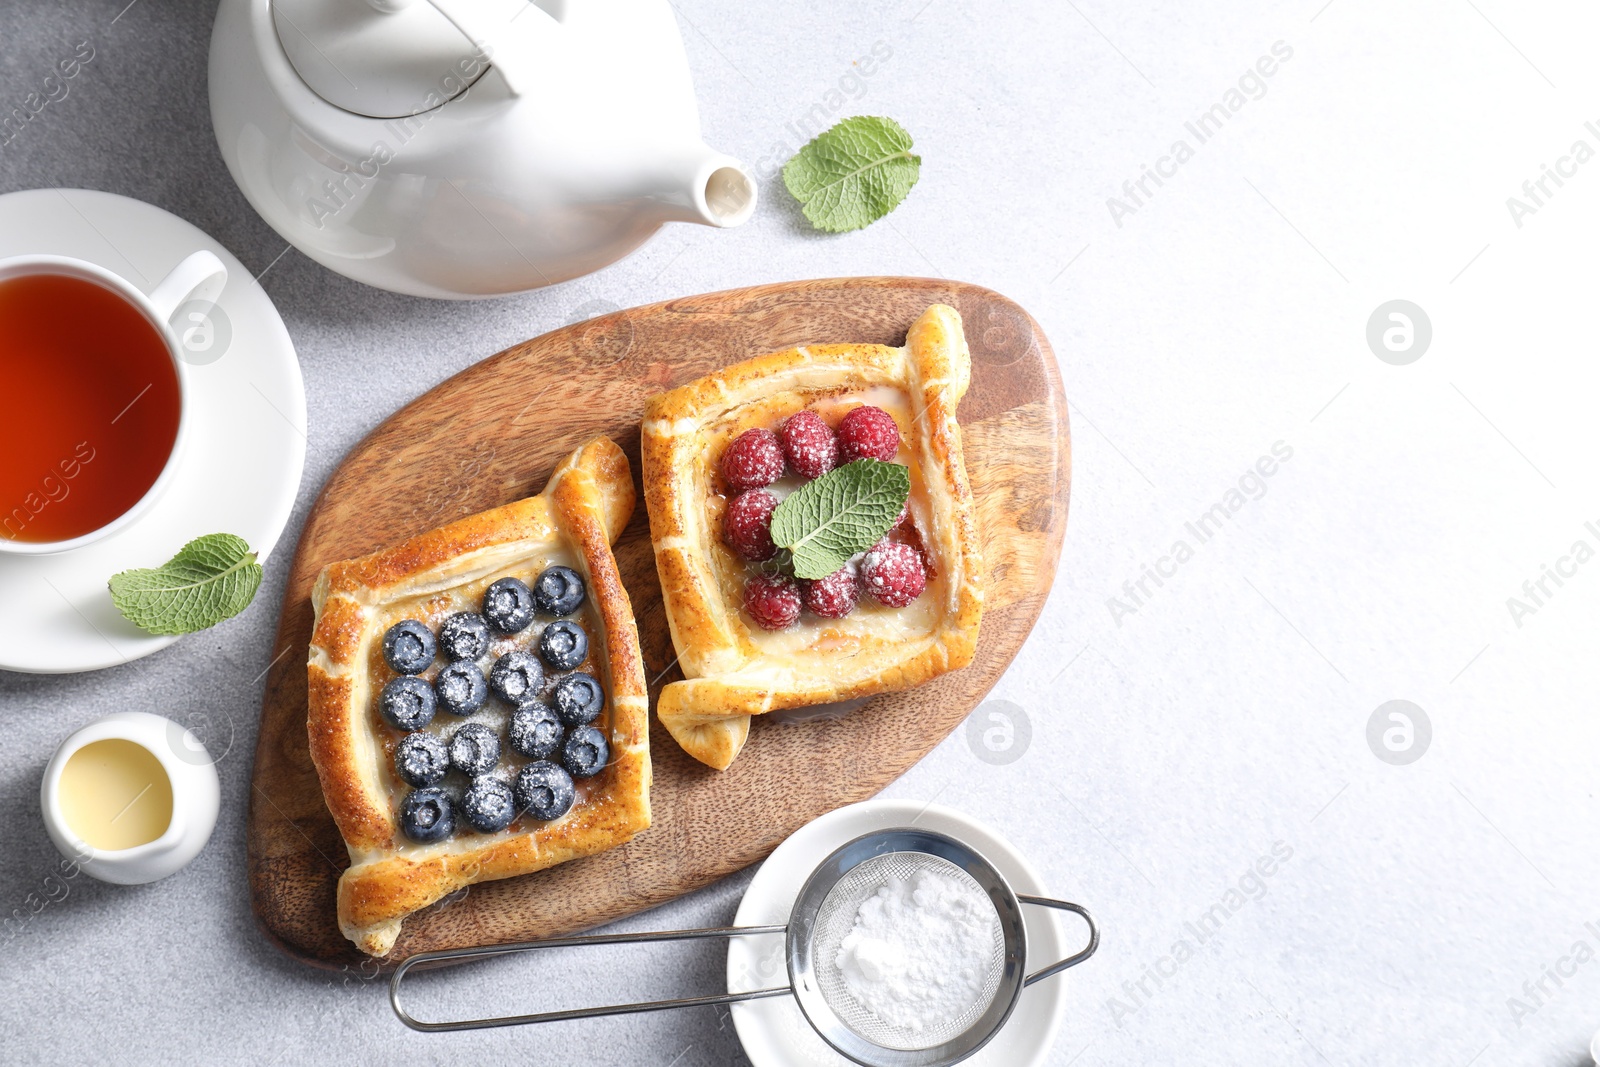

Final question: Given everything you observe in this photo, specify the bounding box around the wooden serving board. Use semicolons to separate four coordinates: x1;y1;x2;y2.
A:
249;277;1070;969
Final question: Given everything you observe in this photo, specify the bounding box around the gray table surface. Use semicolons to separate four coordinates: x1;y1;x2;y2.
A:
5;0;1600;1064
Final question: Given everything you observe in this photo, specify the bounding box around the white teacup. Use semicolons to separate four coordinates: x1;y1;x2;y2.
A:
0;250;227;556
40;711;221;885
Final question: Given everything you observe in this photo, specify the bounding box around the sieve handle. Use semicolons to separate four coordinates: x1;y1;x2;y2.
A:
1018;896;1099;986
389;924;791;1032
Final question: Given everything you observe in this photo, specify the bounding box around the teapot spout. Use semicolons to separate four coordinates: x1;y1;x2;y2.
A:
651;145;758;228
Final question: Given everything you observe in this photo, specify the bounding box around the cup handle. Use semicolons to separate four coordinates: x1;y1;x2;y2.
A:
145;250;227;324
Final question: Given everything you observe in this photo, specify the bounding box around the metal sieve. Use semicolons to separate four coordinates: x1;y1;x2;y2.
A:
390;828;1098;1067
799;845;1008;1055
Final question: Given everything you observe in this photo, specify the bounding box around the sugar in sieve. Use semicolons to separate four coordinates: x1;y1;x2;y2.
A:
390;828;1098;1067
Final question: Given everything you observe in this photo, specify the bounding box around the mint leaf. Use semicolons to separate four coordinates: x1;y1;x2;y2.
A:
109;533;263;636
781;116;921;233
770;460;911;580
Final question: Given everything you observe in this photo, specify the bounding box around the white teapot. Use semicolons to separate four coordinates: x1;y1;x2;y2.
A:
208;0;756;298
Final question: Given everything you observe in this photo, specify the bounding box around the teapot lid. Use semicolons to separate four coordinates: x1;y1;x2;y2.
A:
271;0;489;119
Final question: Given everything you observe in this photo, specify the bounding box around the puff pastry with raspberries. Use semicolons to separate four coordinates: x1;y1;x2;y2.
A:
641;304;985;770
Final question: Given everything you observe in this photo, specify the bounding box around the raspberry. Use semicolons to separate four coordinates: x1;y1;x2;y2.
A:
723;489;779;562
801;566;859;618
721;428;785;492
889;502;908;530
743;573;801;630
860;539;926;608
779;409;838;480
837;405;900;463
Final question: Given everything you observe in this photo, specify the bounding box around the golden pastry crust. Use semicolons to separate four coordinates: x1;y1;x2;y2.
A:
307;437;650;956
641;305;984;770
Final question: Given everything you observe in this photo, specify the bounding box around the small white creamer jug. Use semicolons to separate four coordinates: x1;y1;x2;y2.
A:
41;712;221;885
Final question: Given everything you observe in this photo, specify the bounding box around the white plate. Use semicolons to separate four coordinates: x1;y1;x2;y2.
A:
728;799;1081;1067
0;189;305;673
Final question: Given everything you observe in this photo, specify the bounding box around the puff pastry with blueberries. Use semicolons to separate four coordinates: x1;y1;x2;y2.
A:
306;436;650;957
641;304;985;770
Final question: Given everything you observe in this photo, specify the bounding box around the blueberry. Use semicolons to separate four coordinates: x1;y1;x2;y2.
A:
539;620;589;670
531;566;586;616
379;676;436;731
394;732;449;788
488;650;544;705
434;660;487;716
399;787;454;843
461;775;517;834
483;577;535;634
438;612;491;661
382;619;436;675
514;761;575;822
449;722;500;776
551;672;604;726
508;702;564;760
561;725;609;779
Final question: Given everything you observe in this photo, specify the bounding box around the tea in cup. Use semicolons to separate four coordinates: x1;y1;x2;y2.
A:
0;250;226;554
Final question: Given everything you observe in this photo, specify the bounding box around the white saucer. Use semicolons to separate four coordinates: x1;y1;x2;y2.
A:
0;189;305;673
728;800;1079;1067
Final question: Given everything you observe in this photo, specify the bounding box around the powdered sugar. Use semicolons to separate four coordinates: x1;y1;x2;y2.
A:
833;868;1000;1035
